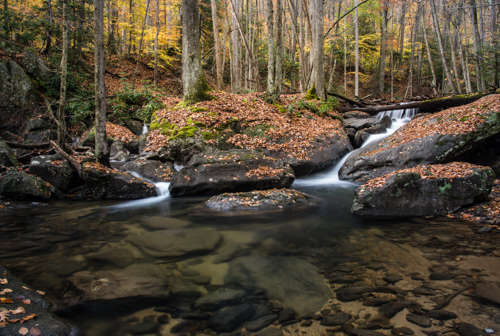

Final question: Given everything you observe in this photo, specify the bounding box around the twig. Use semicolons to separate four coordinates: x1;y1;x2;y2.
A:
432;286;469;310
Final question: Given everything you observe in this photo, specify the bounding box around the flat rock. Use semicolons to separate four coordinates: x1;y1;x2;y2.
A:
336;286;397;302
194;289;247;311
384;273;403;283
0;171;62;201
86;248;135;269
224;256;332;316
428;310;457;320
430;272;457;280
320;313;352;326
475;282;500;305
344;112;371;119
380;301;420;318
246;314;278;332
346;329;386;336
457;322;489;336
124;160;175;182
208;303;254;332
127;228;221;258
406;314;431;328
29;155;81;192
256;328;284;336
343;118;378;130
138;216;191;230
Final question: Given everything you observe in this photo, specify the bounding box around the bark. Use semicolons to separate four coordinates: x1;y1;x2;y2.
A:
154;0;161;86
430;0;457;94
398;2;406;66
211;0;223;89
42;0;53;55
354;0;359;98
132;0;152;88
266;0;275;94
470;0;486;91
128;0;134;57
379;1;388;93
422;15;438;96
273;0;283;98
50;141;82;178
57;0;69;150
310;0;325;100
231;0;241;92
94;0;110;166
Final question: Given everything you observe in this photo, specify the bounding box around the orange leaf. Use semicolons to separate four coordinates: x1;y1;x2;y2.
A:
0;298;13;304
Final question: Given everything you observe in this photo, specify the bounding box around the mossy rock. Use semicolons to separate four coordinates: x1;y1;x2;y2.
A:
0;171;63;201
0;141;20;167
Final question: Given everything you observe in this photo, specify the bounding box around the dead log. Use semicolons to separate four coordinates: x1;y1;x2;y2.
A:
50;140;82;178
327;91;367;107
340;92;492;115
3;141;51;149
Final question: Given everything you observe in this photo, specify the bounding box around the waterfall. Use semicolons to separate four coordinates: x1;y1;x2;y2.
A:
142;124;149;134
108;172;170;208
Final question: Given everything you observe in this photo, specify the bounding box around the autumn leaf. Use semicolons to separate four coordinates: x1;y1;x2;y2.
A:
0;298;13;304
0;279;7;285
10;307;26;315
30;327;41;336
20;314;37;323
0;289;13;295
18;327;28;335
0;311;9;322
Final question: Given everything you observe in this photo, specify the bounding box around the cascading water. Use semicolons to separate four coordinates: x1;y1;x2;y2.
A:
142;124;149;134
109;172;170;208
293;106;418;187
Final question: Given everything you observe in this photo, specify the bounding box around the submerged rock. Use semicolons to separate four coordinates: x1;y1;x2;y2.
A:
123;160;174;182
208;303;255;332
351;163;495;217
0;171;62;201
340;94;500;182
81;162;157;199
169;149;295;197
28;155;80;192
0;141;20;167
205;188;313;211
194;289;247;311
224;256;332;316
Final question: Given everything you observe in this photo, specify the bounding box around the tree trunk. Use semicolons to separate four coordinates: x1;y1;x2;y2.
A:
57;0;69;150
398;1;406;67
128;0;134;57
422;15;438;96
273;0;283;98
429;0;457;94
154;0;161;86
211;0;223;90
132;0;152;88
42;0;53;55
379;1;388;94
94;0;110;166
470;0;486;91
266;0;275;94
311;0;325;100
354;0;359;98
231;0;241;93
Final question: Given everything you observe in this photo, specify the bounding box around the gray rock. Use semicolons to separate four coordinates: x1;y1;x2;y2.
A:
208;303;255;332
23;47;51;83
362;298;391;306
256;328;284;336
124;119;144;136
384;273;403;283
111;140;130;161
343;118;377;130
127;228;221;258
354;130;370;148
87;248;135;269
457;322;489;336
0;171;62;201
475;282;500;305
344;112;371;119
194;289;247;311
364;124;387;135
29;155;81;192
246;314;278;332
378;115;392;128
336;286;397;302
406;314;431;328
0;59;38;111
278;307;295;323
225;256;332;316
25;118;47;133
124;160;174;182
169;149;295;197
351;167;495;217
0;141;20;167
428;310;457;320
320;313;352;326
379;301;420;318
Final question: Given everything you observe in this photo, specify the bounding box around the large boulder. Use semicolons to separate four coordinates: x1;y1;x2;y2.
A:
0;141;20;167
351;162;495;217
205;188;314;211
123;160;174;182
22;47;52;84
224;256;332;316
343;118;377;131
0;267;79;336
0;59;38;112
28;155;80;192
169;149;295;197
81;162;157;199
340;94;500;182
0;171;62;201
110;140;130;161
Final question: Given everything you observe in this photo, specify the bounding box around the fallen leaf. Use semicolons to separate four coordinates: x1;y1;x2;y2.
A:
20;314;36;323
10;307;26;315
22;300;30;305
0;279;7;285
0;289;13;295
18;327;28;335
0;298;13;304
30;327;41;336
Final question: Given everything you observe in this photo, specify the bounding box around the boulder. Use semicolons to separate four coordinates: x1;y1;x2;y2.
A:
25;129;57;144
0;171;62;201
169;149;295;197
208;303;255;332
354;130;370;148
127;228;221;258
194;289;247;311
364;124;387;135
86;248;136;269
28;155;80;192
344;112;371;119
81;162;157;199
123;160;174;182
351;163;495;217
124;139;140;154
0;59;38;111
22;47;51;84
343;118;377;131
224;256;332;316
205;188;314;211
0;141;20;167
110;140;130;161
25;118;47;133
378;115;392;128
340;94;500;182
124;119;144;136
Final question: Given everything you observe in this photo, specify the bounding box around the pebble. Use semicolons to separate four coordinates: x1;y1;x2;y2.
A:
409;272;425;281
406;314;431;328
428;309;457;320
363;298;391;306
457;322;489;336
128;322;160;335
384;273;403;284
319;313;351;326
429;272;456;280
278;307;295;323
170;320;206;333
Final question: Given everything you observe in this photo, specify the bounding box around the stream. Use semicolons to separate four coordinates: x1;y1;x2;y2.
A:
1;107;498;336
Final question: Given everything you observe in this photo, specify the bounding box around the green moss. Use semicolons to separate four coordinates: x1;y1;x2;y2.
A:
305;86;319;100
439;182;452;193
188;106;208;113
181;74;216;106
243;123;275;138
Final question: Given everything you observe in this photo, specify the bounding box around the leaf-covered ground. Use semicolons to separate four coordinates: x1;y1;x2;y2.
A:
145;92;344;161
79;122;138;145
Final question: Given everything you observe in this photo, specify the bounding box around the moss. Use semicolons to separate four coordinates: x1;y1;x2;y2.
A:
305;86;319;100
188;106;208;113
181;74;216;106
243;123;275;139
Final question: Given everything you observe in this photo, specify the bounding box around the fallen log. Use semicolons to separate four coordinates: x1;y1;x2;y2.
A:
327;91;367;107
340;92;492;115
50;141;82;178
3;141;50;149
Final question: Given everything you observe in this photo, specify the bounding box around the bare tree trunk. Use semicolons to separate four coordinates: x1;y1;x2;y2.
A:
94;0;110;166
57;0;69;150
311;0;325;100
266;0;275;94
430;0;457;94
128;0;133;57
398;1;406;67
274;0;283;97
422;15;438;96
470;0;486;91
154;0;161;86
42;0;53;54
132;0;152;88
379;1;388;93
210;0;223;90
354;0;359;97
231;0;241;92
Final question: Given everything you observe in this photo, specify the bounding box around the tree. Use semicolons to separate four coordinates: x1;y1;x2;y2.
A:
57;0;69;150
310;0;325;100
182;0;211;104
94;0;110;165
379;1;388;94
211;0;223;90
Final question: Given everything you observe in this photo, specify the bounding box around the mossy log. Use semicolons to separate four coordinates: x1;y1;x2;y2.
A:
340;92;492;114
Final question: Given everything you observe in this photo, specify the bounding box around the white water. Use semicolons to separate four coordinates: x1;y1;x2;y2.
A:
108;172;170;209
292;107;418;187
142;124;149;134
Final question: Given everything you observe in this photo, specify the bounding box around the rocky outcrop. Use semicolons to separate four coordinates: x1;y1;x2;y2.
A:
0;59;38;112
224;256;332;316
0;171;62;201
205;188;314;211
22;47;52;84
169;149;295;197
351;163;495;217
0;141;20;167
340;94;500;182
0;267;79;336
110;140;130;161
28;155;80;192
123;160;174;182
81;162;157;199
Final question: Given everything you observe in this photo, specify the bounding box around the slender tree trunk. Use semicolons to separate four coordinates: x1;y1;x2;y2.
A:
57;0;69;149
470;0;486;90
273;0;283;98
379;1;388;94
422;15;438;95
132;0;152;88
266;0;275;94
154;0;161;86
94;0;110;166
311;0;325;100
210;0;223;90
390;6;394;100
398;2;406;67
354;0;359;97
42;0;53;54
430;0;457;94
128;0;133;57
231;0;241;92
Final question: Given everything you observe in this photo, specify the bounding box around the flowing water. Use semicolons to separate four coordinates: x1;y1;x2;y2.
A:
2;108;491;335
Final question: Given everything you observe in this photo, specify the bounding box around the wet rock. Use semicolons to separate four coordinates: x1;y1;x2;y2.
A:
138;216;191;230
192;275;211;285
123;160;175;182
320;313;352;326
225;256;332;316
0;267;79;336
29;155;81;192
378;115;392;129
208;303;254;332
351;166;495;217
384;273;403;283
428;310;457;320
169;149;295;197
344;112;371;119
278;307;295;323
256;328;284;336
128;228;221;258
206;188;314;211
457;322;489;336
475;282;500;305
347;128;357;142
124;119;144;136
181;269;200;277
336;286;397;302
344;118;377;131
194;289;247;311
110;140;130;161
362;298;391;306
213;243;245;264
340;96;500;182
379;301;420;318
346;329;386;336
86;248;135;269
0;141;20;167
25;118;47;133
81;163;157;199
354;130;370;148
251;303;271;320
392;327;415;335
128;322;160;334
157;314;170;324
413;287;435;295
364;124;387;135
406;314;431;328
246;314;278;332
430;272;457;280
0;171;63;201
170;320;206;333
